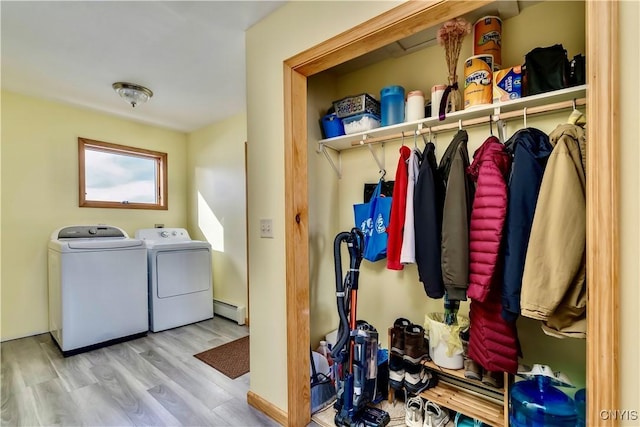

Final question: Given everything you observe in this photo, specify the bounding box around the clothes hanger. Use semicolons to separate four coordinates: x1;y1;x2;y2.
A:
497;119;506;144
567;98;586;126
489;114;494;136
413;130;418;149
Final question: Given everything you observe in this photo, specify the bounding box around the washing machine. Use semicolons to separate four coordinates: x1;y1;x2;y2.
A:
48;225;149;356
135;228;213;332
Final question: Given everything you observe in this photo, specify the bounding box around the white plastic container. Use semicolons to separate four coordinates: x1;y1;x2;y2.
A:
342;113;381;134
431;85;446;118
424;312;469;370
405;90;425;122
310;351;330;377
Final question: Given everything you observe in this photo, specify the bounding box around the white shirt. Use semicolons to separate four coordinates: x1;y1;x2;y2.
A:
400;148;421;264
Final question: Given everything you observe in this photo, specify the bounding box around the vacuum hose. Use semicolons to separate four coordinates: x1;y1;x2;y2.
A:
331;228;364;364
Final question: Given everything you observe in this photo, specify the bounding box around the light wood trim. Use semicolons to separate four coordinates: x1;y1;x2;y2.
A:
78;137;168;210
586;1;619;425
503;373;510;427
284;63;311;427
247;391;288;426
285;0;494;76
283;0;619;425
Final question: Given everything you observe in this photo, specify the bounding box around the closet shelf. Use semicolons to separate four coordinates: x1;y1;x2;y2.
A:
422;360;505;394
420;381;506;427
319;85;587;151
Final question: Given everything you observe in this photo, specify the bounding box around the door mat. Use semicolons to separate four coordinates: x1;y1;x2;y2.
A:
194;335;250;379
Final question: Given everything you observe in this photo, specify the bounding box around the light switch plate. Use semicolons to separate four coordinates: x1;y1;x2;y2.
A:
260;219;273;238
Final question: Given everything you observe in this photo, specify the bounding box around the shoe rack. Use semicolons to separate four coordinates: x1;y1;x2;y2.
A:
387;328;510;427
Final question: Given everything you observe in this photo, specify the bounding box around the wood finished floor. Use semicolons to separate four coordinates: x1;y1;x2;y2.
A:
0;316;281;427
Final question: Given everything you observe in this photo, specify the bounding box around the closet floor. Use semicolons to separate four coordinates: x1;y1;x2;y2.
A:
1;316;280;427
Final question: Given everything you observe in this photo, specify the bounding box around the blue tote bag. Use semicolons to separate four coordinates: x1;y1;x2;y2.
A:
353;180;392;262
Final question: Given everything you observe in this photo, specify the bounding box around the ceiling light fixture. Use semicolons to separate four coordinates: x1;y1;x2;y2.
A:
112;82;153;108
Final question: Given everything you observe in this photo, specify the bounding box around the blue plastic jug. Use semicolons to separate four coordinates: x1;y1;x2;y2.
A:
510;376;577;427
380;85;405;126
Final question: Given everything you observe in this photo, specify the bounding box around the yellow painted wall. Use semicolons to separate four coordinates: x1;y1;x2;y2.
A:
187;113;248;315
246;0;401;413
0;91;188;341
619;1;640;422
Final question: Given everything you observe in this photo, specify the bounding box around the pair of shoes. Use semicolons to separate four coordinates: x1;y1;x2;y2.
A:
405;395;424;427
388;353;405;390
424;401;450;427
404;366;438;395
481;370;504;388
391;318;430;365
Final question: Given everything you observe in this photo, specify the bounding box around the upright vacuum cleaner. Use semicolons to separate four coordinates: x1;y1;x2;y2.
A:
331;229;390;427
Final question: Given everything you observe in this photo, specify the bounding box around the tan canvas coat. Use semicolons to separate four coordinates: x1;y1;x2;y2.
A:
520;124;586;338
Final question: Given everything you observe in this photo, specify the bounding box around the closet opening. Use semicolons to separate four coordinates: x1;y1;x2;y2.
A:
282;2;618;426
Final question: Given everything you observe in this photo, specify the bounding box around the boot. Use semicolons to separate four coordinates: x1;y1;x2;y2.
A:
391;318;411;356
460;327;482;381
403;324;429;365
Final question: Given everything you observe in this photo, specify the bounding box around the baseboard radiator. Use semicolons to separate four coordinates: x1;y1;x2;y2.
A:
213;299;246;325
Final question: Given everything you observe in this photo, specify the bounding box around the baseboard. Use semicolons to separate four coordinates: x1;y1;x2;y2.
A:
213;299;246;325
247;391;287;426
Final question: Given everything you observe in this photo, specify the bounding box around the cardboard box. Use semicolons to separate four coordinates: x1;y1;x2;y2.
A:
494;66;522;102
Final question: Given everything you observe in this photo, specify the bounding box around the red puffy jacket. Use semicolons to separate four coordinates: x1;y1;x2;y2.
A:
466;136;518;374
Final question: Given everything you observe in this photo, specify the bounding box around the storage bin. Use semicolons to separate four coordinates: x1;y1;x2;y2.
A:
321;113;345;138
333;93;380;119
424;312;469;370
380;85;405;126
342;113;381;135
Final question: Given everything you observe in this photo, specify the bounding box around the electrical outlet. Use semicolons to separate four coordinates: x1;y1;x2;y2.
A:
260;219;273;238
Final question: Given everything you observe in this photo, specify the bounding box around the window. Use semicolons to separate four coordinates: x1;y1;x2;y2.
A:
78;137;168;210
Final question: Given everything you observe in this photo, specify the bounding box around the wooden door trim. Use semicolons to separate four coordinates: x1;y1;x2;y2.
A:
586;1;619;425
283;1;619;426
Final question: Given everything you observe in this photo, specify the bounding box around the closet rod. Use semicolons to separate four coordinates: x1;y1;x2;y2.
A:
351;97;586;147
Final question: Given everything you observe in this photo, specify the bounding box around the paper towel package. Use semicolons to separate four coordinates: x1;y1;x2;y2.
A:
494;66;522;102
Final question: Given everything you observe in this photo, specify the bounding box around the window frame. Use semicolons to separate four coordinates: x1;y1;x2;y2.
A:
78;137;168;210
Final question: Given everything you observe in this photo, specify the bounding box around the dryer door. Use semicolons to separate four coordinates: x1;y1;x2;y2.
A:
155;249;211;298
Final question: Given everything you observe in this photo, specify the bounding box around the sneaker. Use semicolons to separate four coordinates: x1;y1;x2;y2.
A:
424;401;450;427
405;395;424;427
404;324;429;365
481;370;504;388
388;354;405;390
391;318;411;356
463;358;482;381
404;366;437;395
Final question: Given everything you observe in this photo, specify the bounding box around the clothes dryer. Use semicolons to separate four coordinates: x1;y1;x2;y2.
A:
48;225;148;356
135;228;213;332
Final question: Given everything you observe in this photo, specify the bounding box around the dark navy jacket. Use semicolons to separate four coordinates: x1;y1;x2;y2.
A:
414;142;445;298
501;128;553;322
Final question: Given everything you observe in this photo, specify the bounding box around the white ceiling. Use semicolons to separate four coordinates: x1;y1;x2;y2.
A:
1;1;286;133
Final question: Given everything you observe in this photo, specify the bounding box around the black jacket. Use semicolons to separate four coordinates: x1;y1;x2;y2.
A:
414;142;445;298
501;128;552;322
